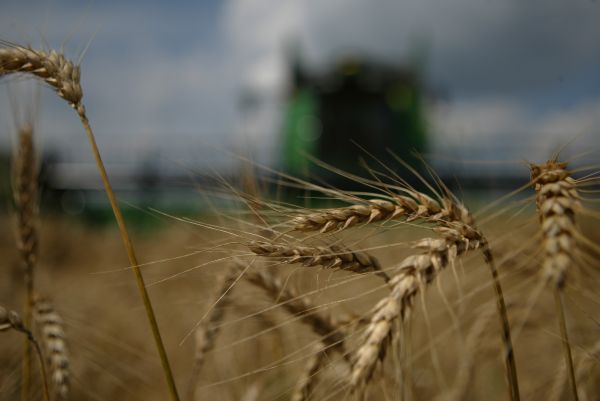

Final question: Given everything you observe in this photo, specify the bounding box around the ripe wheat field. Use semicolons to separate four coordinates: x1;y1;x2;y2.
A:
1;41;599;401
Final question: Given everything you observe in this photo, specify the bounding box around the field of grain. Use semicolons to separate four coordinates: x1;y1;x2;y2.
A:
1;42;600;401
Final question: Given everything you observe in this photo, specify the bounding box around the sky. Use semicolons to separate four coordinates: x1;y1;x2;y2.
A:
1;0;600;174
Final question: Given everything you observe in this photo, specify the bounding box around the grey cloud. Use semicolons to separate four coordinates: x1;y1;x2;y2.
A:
1;0;599;168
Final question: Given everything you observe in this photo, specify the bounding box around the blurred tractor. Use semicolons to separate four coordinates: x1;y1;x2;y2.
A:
281;55;427;182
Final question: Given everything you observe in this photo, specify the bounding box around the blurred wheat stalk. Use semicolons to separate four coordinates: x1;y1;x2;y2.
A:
1;42;180;401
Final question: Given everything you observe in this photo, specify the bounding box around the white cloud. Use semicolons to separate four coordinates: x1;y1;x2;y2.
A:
429;98;600;168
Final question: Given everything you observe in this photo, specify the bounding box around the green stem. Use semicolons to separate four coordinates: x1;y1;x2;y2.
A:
76;105;180;401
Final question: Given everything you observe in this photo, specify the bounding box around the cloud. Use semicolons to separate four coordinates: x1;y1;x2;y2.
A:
1;0;599;172
429;97;600;169
0;1;238;168
223;0;600;163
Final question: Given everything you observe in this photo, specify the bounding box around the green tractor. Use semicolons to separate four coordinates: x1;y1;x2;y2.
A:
281;56;427;183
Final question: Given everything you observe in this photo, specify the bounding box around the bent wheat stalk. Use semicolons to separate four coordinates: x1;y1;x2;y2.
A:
1;306;50;401
0;43;179;401
531;160;580;401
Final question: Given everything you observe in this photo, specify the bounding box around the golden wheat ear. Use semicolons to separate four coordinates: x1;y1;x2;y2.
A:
0;44;82;105
530;159;580;401
248;241;389;281
291;192;453;233
350;222;485;392
1;41;179;401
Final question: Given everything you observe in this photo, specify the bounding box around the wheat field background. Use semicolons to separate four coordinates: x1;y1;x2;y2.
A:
1;4;600;399
0;173;599;400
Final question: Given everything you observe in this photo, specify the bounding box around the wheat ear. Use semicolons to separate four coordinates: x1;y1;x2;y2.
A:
186;267;239;401
248;241;389;281
244;269;348;359
350;223;482;392
1;306;50;401
1;43;180;401
531;159;580;401
292;192;457;233
13;123;38;401
33;298;69;401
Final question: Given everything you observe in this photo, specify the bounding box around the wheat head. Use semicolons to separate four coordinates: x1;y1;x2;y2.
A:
33;297;69;401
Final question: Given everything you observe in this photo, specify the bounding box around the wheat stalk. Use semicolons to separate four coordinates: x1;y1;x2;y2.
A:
248;241;389;281
33;298;69;401
1;306;50;401
1;42;179;401
531;159;580;401
13;123;38;401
